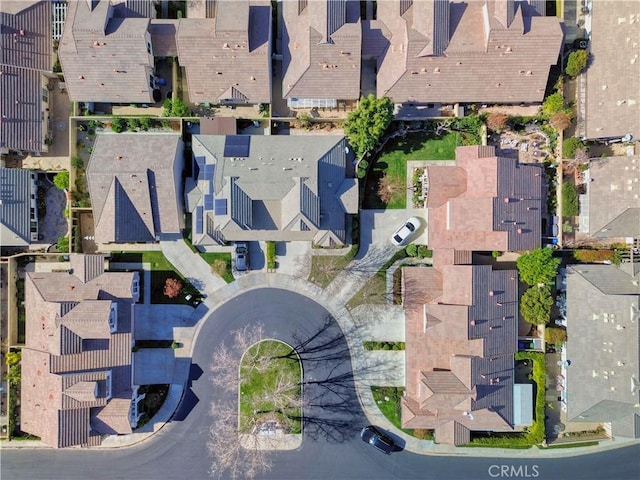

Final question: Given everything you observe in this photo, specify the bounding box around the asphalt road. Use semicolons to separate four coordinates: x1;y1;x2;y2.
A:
2;289;640;480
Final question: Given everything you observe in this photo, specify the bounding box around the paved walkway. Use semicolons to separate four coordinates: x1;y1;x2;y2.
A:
159;235;227;294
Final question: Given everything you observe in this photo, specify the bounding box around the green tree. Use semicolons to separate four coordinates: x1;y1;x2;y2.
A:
562;181;579;217
53;171;69;191
562;137;582;159
542;92;565;117
516;248;561;286
520;285;554;325
344;94;393;159
111;116;126;133
5;351;21;366
565;50;589;77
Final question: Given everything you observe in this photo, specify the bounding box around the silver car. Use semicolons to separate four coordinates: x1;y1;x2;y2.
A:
235;243;249;271
390;216;421;246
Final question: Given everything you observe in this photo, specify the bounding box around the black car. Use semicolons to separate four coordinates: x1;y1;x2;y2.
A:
360;425;395;454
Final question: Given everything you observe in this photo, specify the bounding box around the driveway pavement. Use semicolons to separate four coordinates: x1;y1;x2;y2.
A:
350;304;405;342
133;304;194;340
133;349;176;385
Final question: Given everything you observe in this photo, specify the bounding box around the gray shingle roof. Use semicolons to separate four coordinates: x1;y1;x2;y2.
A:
375;0;563;103
583;1;640;140
583;156;640;238
0;167;37;246
86;134;184;244
175;1;271;104
282;0;361;101
0;0;51;153
58;0;154;103
565;264;640;438
187;134;357;246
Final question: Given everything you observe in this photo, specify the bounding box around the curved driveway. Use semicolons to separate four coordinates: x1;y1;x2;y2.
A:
2;288;640;480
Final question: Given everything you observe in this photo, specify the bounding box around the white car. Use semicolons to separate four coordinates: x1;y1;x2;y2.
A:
390;217;421;246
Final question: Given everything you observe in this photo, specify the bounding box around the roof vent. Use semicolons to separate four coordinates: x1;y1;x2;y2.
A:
223;43;230;49
79;75;84;80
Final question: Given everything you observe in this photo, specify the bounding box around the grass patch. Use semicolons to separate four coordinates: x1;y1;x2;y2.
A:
346;249;408;310
364;131;460;209
109;251;202;305
308;244;358;287
541;441;599;449
199;252;234;283
239;340;302;434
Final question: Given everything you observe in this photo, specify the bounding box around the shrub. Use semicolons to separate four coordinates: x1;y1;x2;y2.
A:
561;182;579;217
562;137;582;159
171;341;180;349
486;112;508;132
549;111;572;131
413;429;433;440
566;49;589;77
266;241;277;269
492;250;502;259
417;246;432;258
405;244;417;257
57;235;70;253
71;157;84;169
139;117;152;131
53;171;69;191
111;117;126;133
521;285;554;325
573;249;616;263
542;92;565;117
163;278;183;298
545;326;567;345
127;118;140;132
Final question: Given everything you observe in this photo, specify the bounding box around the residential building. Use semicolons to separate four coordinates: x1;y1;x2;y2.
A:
373;0;562;104
580;1;639;140
282;0;362;109
564;262;640;438
578;155;640;239
176;0;272;105
0;0;52;154
185;135;358;246
86;133;184;244
426;145;542;256
21;254;143;448
0;168;39;247
402;263;528;445
58;0;156;103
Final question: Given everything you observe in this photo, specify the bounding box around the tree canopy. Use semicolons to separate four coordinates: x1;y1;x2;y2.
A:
485;112;509;132
344;94;393;159
542;92;566;117
520;285;554;325
53;171;69;191
565;50;589;78
516;248;561;286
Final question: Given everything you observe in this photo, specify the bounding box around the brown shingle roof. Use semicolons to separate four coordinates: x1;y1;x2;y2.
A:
176;0;271;104
375;0;562;103
426;146;542;252
401;264;517;444
282;0;361;101
21;254;138;448
58;0;154;103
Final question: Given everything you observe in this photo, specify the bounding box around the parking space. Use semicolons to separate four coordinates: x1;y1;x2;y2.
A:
361;209;428;247
133;349;176;385
134;304;194;340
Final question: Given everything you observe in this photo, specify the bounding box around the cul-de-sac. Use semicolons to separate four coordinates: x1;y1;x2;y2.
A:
0;1;638;479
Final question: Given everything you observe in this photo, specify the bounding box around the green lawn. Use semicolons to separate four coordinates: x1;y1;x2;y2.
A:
199;252;234;283
109;251;202;305
308;244;358;288
239;340;302;434
364;131;461;209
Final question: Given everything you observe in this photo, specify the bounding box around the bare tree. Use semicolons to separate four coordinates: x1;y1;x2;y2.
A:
378;174;405;205
549;111;572;131
486;112;508;132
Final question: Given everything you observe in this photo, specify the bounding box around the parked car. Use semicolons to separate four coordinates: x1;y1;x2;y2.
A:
235;242;249;271
390;216;421;246
361;425;395;454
